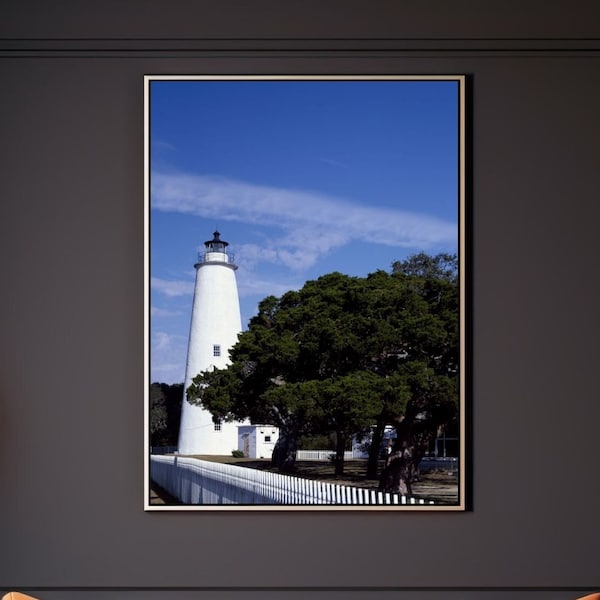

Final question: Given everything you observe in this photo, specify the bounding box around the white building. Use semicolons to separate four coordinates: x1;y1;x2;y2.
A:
238;425;280;459
177;231;248;455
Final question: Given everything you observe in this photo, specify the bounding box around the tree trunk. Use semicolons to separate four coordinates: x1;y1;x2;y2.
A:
271;427;298;473
366;418;386;479
334;429;346;476
378;446;414;497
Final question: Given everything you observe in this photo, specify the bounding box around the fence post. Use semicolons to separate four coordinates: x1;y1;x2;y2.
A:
150;456;434;507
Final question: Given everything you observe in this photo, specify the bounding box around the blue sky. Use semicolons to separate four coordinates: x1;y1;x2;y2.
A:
149;77;461;384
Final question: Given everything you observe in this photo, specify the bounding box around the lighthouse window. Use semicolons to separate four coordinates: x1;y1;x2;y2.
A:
264;436;271;442
214;420;222;431
213;345;221;357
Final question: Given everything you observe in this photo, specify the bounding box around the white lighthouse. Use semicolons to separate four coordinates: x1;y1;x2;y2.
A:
177;230;246;455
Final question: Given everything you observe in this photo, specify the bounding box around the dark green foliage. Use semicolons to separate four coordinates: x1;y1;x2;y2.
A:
187;253;460;490
392;251;458;283
231;449;245;458
298;433;337;450
150;382;183;447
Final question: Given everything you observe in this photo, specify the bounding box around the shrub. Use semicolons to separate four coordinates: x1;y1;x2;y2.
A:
231;449;245;458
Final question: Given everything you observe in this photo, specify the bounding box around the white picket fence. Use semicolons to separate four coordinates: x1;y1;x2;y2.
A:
295;450;355;461
150;455;431;506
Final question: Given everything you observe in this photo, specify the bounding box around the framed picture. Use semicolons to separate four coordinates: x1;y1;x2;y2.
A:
144;75;467;511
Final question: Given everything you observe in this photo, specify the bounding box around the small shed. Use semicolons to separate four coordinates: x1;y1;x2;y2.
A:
238;424;279;459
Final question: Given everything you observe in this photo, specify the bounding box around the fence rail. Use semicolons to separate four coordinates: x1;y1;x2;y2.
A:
150;455;431;506
295;450;357;461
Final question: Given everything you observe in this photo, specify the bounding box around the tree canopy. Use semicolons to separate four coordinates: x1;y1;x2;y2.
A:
150;382;183;447
187;253;460;490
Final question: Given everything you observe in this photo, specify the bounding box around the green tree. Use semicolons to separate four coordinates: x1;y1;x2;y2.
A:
317;371;382;474
188;254;460;492
377;253;459;494
188;272;385;474
392;251;458;283
150;382;183;447
150;384;168;444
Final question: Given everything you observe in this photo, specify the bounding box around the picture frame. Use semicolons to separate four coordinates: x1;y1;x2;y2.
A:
144;75;467;511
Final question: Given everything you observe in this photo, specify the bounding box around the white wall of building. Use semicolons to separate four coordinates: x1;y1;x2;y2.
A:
178;248;247;455
238;425;279;459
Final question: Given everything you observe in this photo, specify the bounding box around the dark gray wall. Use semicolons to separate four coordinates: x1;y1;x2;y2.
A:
1;2;599;599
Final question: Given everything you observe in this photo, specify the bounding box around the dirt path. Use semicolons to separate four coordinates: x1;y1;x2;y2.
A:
149;482;181;505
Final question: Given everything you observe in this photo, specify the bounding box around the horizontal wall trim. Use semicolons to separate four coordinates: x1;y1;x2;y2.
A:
2;50;600;61
1;37;600;53
2;587;599;592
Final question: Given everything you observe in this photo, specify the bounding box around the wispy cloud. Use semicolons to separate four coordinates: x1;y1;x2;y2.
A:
150;267;293;305
151;171;456;272
151;277;194;297
153;139;177;152
151;306;183;317
154;331;176;351
236;272;300;300
151;330;188;384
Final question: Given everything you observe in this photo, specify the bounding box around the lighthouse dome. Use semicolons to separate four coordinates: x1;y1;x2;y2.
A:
198;230;236;268
204;230;229;251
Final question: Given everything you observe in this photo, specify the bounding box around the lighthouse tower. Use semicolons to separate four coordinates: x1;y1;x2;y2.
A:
177;231;245;455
